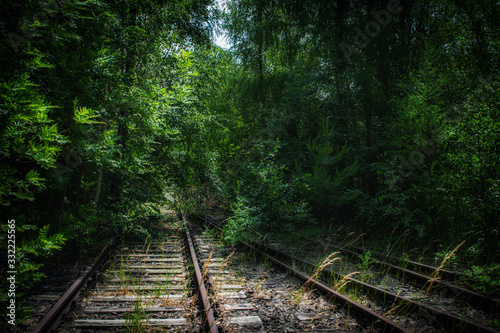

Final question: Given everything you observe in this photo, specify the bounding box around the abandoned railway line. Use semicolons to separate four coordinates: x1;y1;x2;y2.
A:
26;214;499;333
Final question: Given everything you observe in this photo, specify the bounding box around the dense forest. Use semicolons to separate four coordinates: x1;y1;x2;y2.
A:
1;0;499;323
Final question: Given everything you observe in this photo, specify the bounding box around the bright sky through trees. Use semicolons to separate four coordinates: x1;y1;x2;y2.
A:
214;32;231;49
214;0;231;49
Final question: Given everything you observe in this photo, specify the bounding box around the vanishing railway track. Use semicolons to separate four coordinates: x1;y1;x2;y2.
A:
269;237;500;331
190;219;407;333
202;216;500;333
32;219;213;333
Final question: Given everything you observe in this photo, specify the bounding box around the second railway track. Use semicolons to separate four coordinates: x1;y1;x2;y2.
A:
202;215;500;333
54;234;202;332
189;222;381;332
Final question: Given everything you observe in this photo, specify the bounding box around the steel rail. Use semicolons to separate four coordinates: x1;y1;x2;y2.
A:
183;215;219;333
203;216;498;333
32;234;121;333
323;242;500;314
202;217;408;333
247;238;499;333
326;239;463;281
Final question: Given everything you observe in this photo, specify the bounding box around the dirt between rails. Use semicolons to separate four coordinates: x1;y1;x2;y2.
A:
194;229;372;333
227;264;368;332
9;209;182;333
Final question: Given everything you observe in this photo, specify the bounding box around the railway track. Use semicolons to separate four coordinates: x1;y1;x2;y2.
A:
270;237;500;329
30;212;499;332
21;262;87;330
30;215;399;332
258;239;498;332
189;220;406;332
315;239;499;314
188;227;368;333
32;219;210;333
202;216;500;333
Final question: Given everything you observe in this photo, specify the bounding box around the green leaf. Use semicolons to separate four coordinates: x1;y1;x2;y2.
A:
74;106;102;124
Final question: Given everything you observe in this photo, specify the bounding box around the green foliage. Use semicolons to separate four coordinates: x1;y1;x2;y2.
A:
0;74;67;205
222;201;255;245
462;264;500;298
74;106;101;125
294;121;359;223
227;158;313;236
356;251;378;270
1;3;219;319
22;225;67;256
0;222;65;323
434;247;459;270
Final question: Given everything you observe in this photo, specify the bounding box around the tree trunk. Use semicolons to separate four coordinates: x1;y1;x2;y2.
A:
93;164;103;214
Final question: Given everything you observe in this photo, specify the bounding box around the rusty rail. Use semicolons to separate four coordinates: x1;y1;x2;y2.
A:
32;234;121;333
202;217;408;332
327;239;463;281
254;240;499;333
183;215;219;333
203;216;498;333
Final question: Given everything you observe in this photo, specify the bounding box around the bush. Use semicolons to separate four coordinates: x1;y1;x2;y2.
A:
222;161;313;243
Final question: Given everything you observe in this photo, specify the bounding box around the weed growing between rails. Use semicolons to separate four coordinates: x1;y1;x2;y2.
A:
305;252;342;289
333;272;365;305
125;301;147;332
186;291;202;332
356;251;378;270
424;241;466;294
202;227;218;240
382;228;413;259
373;242;466;332
293;252;342;305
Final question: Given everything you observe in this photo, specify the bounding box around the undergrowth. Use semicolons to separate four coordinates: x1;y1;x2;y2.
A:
461;264;500;298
